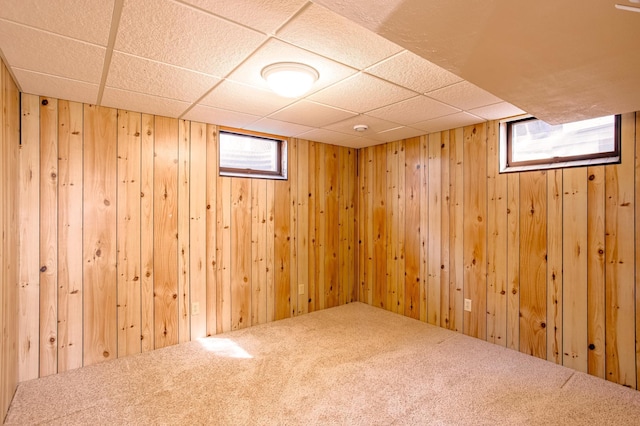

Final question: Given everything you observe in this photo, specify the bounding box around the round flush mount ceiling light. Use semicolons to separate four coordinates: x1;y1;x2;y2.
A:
353;124;369;132
261;62;319;98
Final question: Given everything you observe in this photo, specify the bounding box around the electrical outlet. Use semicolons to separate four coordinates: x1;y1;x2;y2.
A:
464;299;472;312
191;302;200;316
298;284;305;295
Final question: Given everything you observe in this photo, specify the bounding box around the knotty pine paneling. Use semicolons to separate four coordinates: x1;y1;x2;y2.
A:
1;59;20;421
16;95;357;381
359;113;640;390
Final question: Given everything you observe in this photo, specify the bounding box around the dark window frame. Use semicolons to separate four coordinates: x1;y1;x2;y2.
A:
500;114;621;173
219;129;288;180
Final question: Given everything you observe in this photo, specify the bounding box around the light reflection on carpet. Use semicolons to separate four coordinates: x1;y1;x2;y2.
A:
197;338;253;359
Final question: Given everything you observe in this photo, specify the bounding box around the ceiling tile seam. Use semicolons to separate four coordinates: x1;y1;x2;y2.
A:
178;36;276;120
0;47;22;92
96;0;125;105
0;17;108;48
10;66;99;87
361;49;408;72
272;1;314;36
110;49;225;79
102;84;203;105
172;0;271;37
263;100;360;126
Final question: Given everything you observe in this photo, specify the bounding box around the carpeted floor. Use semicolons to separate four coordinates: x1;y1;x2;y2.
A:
5;302;640;425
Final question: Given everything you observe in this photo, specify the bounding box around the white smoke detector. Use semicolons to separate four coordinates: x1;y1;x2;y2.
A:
353;124;368;132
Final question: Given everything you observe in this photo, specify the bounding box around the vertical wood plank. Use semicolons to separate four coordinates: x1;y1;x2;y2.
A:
297;140;309;314
605;112;636;388
231;178;251;330
140;114;155;350
205;125;218;336
274;175;291;320
265;179;276;322
450;129;464;332
325;145;339;309
428;133;442;326
563;167;587;372
397;141;406;314
289;139;298;316
83;104;117;366
547;170;563;364
463;124;487;339
315;142;325;311
419;136;428;322
506;173;520;350
386;141;399;313
440;133;450;329
373;144;387;309
308;142;317;312
177;120;190;343
189;122;207;339
636;112;640;390
338;147;349;306
116;110;142;357
216;177;232;332
347;148;358;303
153;116;179;349
404;137;421;319
39;96;58;377
486;121;507;346
587;165;606;379
57;100;83;372
365;147;374;306
519;171;547;359
251;178;267;325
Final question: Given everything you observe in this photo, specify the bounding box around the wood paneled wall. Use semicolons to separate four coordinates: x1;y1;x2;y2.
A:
1;60;20;420
358;113;640;389
17;94;357;381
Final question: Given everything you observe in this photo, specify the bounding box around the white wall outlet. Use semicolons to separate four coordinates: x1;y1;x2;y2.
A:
464;299;472;312
298;284;305;295
191;302;200;316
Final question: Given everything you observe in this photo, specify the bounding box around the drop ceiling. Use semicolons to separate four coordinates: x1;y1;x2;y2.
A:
4;1;635;148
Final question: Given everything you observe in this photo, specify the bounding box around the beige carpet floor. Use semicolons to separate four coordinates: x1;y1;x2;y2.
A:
5;302;640;425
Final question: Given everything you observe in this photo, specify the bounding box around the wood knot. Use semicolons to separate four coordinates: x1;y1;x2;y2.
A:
540;322;546;328
173;294;178;299
103;351;109;358
598;249;604;255
588;174;595;181
41;99;49;106
49;337;55;343
51;172;57;179
134;132;140;137
104;199;111;206
588;343;596;350
40;266;47;273
95;249;102;257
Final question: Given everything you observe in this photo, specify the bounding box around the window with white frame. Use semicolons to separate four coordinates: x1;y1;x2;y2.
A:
499;114;621;173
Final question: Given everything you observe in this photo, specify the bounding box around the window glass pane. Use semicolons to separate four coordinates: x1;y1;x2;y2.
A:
510;115;616;163
220;132;280;174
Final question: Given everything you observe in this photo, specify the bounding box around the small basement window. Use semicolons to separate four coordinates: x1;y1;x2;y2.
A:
219;130;287;180
500;114;621;173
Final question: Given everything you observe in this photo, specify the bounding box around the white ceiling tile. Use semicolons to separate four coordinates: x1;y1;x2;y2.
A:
468;102;526;120
412;112;484;134
366;50;463;93
13;68;99;105
308;73;416;113
243;117;313;137
371;126;426;143
323;114;402;136
180;0;307;34
426;81;503;110
339;135;386;149
366;95;459;126
101;88;191;118
295;128;353;145
106;52;220;103
276;3;402;69
269;100;356;128
226;38;357;95
0;0;114;45
200;80;294;116
115;0;266;76
182;104;260;128
0;21;105;83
